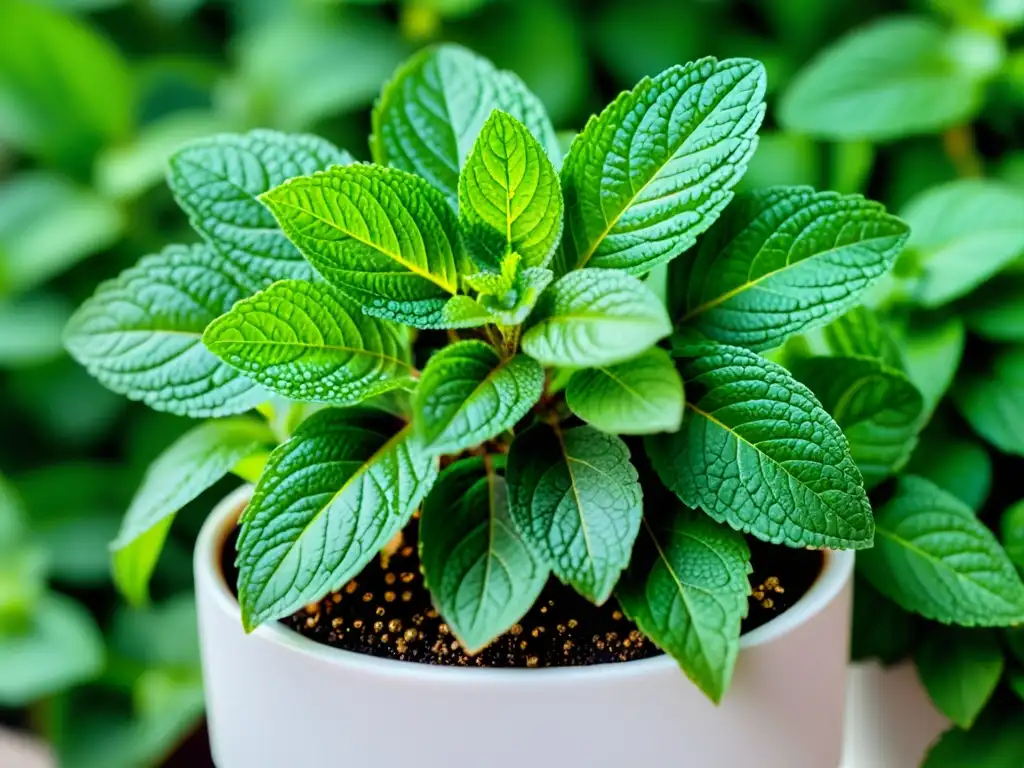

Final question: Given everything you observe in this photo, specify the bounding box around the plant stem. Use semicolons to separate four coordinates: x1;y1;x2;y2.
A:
499;324;522;357
942;124;983;178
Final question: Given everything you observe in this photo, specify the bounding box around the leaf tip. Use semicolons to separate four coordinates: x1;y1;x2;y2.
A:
240;607;261;635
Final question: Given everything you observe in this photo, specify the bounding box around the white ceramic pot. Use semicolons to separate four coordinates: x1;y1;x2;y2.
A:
842;661;948;768
196;487;855;768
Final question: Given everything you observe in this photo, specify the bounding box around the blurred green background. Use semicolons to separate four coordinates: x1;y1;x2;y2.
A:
0;0;1022;764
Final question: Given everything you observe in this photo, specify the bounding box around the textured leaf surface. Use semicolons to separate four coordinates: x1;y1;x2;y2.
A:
464;262;554;327
566;348;684;435
900;180;1024;307
168;130;352;285
413;341;543;455
617;507;750;703
859;476;1024;626
821;306;903;368
364;294;496;330
63;244;268;417
559;57;765;275
521;269;671;367
915;627;1003;728
792;356;923;488
203;280;413;405
111;418;274;605
779;17;983;141
507;423;642;603
372;44;560;207
647;343;873;549
419;457;547;653
459;110;563;269
670;187;908;351
261;165;472;328
955;347;1024;456
238;410;438;629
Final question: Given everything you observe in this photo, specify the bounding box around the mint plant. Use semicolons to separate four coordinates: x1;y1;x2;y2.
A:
66;44;915;702
775;4;1024;759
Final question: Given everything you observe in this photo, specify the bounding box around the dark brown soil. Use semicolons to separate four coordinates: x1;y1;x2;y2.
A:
222;521;823;668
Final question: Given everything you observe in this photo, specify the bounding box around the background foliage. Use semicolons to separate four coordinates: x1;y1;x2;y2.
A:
1;0;1022;764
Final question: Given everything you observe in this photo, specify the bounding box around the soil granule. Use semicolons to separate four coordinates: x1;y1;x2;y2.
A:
223;522;823;669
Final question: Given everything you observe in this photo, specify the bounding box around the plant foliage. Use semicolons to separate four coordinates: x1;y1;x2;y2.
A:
61;32;1024;724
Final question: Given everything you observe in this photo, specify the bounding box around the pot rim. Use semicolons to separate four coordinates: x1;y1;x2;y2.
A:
196;485;855;684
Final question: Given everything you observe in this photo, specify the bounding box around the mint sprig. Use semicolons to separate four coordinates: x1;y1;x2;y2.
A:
67;45;930;703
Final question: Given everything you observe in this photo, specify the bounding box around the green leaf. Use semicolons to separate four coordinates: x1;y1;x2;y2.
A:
647;342;873;549
14;464;126;588
203;280;414;406
828;140;875;195
0;546;46;635
459;110;563;269
1006;626;1024;666
413;341;543;455
372;44;560;207
859;475;1024;626
96;110;231;202
168;130;353;286
924;710;1024;768
0;593;104;707
0;0;133;171
238;410;438;629
590;0;708;89
232;12;407;132
565;348;684;435
931;0;1024;29
915;627;1003;728
559;57;765;275
372;294;498;330
900;180;1024;307
64;244;269;417
617;506;751;703
521;269;671;367
738;131;819;191
1013;671;1024;703
0;295;70;367
0;474;24;547
790;356;923;489
111;593;199;668
506;423;642;604
963;275;1024;343
670;187;909;351
419;457;548;653
1001;499;1024;570
955;347;1024;456
260;165;477;329
463;250;522;298
779;17;984;141
466;263;554;327
906;427;991;512
851;576;916;664
893;313;964;415
111;418;274;606
821;306;903;368
0;172;123;297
